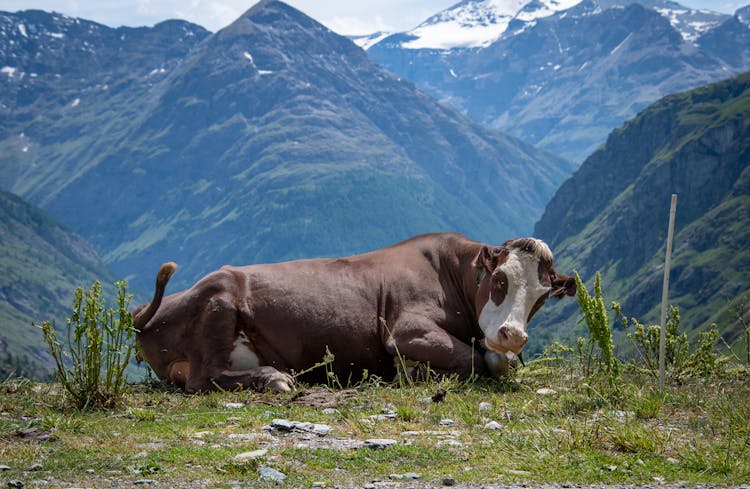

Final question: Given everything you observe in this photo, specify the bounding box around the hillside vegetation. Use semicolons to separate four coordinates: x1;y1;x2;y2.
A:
532;71;750;353
0;189;114;378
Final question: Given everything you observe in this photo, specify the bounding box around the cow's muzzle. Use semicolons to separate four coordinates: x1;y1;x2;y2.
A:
485;325;527;355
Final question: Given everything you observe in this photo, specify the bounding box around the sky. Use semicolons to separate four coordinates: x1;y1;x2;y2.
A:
0;0;746;35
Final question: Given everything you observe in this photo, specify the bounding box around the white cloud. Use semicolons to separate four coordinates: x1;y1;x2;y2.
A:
323;15;393;36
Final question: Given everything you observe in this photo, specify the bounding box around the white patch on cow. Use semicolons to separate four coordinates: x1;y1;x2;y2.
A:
478;247;550;353
229;331;259;371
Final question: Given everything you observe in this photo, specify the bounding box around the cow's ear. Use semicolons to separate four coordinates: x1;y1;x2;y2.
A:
474;246;506;272
549;271;576;299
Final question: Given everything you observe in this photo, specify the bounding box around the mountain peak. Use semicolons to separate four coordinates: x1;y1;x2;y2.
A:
220;0;321;38
400;0;581;49
376;0;729;50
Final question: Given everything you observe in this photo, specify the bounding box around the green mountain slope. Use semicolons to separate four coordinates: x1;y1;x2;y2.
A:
531;72;750;352
0;189;115;378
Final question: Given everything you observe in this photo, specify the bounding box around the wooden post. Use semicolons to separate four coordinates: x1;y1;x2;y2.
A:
659;194;677;391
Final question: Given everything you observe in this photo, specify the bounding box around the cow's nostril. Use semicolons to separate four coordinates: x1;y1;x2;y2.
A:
498;327;509;342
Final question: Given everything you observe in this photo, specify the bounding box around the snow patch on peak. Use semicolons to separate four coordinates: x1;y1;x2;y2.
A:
401;0;582;50
654;6;726;42
351;32;392;50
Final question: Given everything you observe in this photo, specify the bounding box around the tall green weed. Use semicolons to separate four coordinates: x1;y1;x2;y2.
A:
40;281;134;409
573;271;619;385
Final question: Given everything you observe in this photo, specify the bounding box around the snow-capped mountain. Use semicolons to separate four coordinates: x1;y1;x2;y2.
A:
382;0;729;50
396;0;581;50
367;0;750;163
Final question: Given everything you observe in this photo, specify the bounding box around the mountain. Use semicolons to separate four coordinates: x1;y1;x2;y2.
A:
0;1;572;294
529;71;750;352
0;189;115;378
366;0;750;163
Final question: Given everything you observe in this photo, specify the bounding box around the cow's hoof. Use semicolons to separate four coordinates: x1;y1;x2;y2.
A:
263;371;294;392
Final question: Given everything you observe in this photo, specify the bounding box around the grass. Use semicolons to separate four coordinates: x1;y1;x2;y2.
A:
1;364;748;488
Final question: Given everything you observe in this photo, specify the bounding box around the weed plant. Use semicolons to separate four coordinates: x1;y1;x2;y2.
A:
39;280;134;409
574;271;619;386
614;303;726;381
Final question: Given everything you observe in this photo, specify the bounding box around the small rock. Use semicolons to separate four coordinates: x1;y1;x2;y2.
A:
0;465;10;471
28;464;43;471
133;480;155;485
437;439;462;447
439;418;454;426
389;472;421;480
223;402;244;409
442;477;456;486
535;388;557;395
259;466;287;483
16;428;56;442
484;421;504;430
605;465;617;471
311;482;325;488
363;438;398;449
478;402;492;411
271;419;296;431
7;481;23;488
321;408;339;415
234;449;267;461
86;469;95;474
227;433;259;441
311;424;332;436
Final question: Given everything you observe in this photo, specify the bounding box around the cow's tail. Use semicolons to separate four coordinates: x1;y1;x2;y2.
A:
132;261;178;332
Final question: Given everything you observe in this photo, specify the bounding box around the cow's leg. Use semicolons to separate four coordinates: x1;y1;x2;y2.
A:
214;366;295;392
385;314;487;379
184;361;294;393
167;360;190;388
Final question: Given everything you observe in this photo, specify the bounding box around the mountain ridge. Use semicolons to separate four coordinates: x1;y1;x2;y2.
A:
0;1;572;296
366;0;750;163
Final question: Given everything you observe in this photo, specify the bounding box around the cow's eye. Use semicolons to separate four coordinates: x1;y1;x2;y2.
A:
490;270;508;305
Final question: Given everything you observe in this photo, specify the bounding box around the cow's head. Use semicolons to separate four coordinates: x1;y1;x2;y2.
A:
473;238;575;357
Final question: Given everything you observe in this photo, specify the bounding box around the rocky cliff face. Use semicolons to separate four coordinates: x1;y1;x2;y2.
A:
531;72;750;348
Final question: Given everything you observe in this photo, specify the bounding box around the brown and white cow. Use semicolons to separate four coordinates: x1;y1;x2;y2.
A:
132;233;575;393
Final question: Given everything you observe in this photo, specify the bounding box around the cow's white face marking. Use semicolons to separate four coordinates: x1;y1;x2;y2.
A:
229;331;259;371
478;247;550;354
